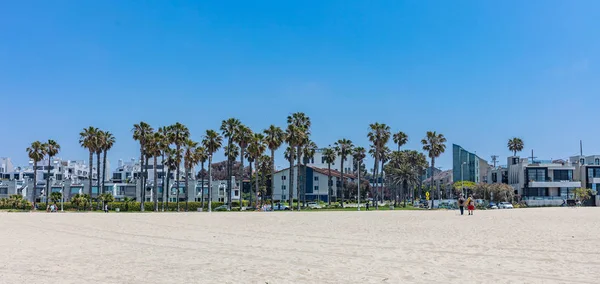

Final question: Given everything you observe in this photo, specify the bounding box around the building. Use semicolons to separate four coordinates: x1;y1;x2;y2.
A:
420;167;441;182
272;165;355;202
423;169;453;197
0;157;15;174
452;144;489;183
306;148;354;174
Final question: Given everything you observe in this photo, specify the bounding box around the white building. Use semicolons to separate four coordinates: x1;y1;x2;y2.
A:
306;148;354;174
0;157;15;174
273;165;355;203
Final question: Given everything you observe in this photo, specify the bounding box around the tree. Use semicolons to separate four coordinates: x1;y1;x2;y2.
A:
353;147;366;203
224;144;239;210
379;146;391;203
323;147;336;206
452;181;477;197
95;130;104;205
368;122;391;209
283;145;297;206
50;192;62;204
101;131;115;200
507;137;524;156
247;133;266;208
284;125;302;208
334;138;354;207
392;131;408;151
164;148;178;211
157;126;171;211
221;118;241;210
234;124;253;210
80;126;98;210
489;183;514;203
263;125;284;209
203;129;223;212
288;112;311;210
97;192;115;209
146;132;162;211
421;131;447;203
44;139;60;208
196;146;208;210
301;140;317;206
384;150;427;207
133;122;153;211
168;122;189;210
573;188;592;203
26;140;46;209
183;139;200;211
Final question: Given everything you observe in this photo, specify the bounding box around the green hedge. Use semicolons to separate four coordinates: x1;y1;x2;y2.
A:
0;201;254;212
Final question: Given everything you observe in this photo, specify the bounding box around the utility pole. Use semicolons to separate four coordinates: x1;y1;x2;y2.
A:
491;155;499;168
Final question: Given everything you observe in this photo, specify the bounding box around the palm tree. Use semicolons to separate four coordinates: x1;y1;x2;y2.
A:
183;139;200;212
146;133;162;211
283;145;297;207
393;131;408;151
44;140;60;208
234;124;253;210
224;144;240;210
203;129;223;212
507;137;524;156
368;123;390;209
221;118;241;210
95;130;105;201
353;146;366;202
101;132;115;198
334;139;354;207
247;133;266;208
287;112;311;211
26;141;46;208
385;150;427;207
80;126;98;210
421;131;447;202
169;122;190;210
133;122;153;211
379;146;391;203
157;126;171;211
164;148;178;211
263;125;284;209
301;140;317;206
322;148;336;206
196;146;208;210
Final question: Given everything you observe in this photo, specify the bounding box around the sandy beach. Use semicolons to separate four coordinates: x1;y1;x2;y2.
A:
0;208;598;284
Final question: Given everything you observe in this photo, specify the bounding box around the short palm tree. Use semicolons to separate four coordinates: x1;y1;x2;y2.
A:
221;118;241;210
203;129;223;212
421;131;447;201
133;122;153;210
26;141;46;208
334;139;354;207
169;122;190;209
80;126;99;210
234;124;253;210
508;137;524;156
393;131;408;151
44;140;60;208
247;133;266;208
322;147;336;205
263;125;284;209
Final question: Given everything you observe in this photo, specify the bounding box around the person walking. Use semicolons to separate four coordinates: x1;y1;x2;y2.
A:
467;195;475;215
458;194;465;215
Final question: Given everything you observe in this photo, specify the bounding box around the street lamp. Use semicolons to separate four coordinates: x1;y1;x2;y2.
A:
461;162;466;197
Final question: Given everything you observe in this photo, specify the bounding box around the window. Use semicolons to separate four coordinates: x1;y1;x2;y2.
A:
282;195;286;200
580;158;585;165
0;188;7;195
281;185;286;190
527;168;546;182
587;168;600;178
314;176;319;181
56;174;63;180
526;188;548;196
281;175;287;180
113;173;122;180
491;173;497;183
314;186;319;191
560;188;575;199
234;190;239;197
553;170;572;181
596;158;600;165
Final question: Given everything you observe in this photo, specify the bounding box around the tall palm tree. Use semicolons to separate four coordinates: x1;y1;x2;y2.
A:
203;129;223;212
247;133;266;208
368;123;390;209
80;126;99;210
146;133;162;211
169;122;190;210
353;146;366;202
133;122;153;211
421;131;447;202
287;112;311;210
507;137;524;156
393;131;408;151
234;124;253;210
26;141;46;208
334;139;354;207
164;148;178;211
157;126;171;210
101;131;115;198
44;140;60;208
283;145;296;207
379;146;391;203
95;130;105;204
263;125;284;209
301;140;317;206
196;146;208;210
184;139;201;212
224;144;239;210
323;147;336;206
221;118;241;210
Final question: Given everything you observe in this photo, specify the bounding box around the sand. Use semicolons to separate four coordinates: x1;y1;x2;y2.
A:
0;208;598;284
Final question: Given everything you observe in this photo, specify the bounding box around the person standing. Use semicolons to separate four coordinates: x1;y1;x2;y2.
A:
467;195;475;215
458;195;466;215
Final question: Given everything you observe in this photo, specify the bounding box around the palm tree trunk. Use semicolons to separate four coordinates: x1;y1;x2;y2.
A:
372;158;379;209
270;149;275;210
340;157;345;208
154;156;158;211
327;163;332;206
200;162;205;210
88;150;93;211
165;168;170;211
303;159;308;207
380;159;385;205
176;164;180;212
288;157;294;209
139;150;144;211
227;141;232;211
208;155;213;212
161;153;165;211
32;160;38;209
102;150;108;200
97;152;101;209
249;161;253;208
239;147;244;210
46;157;51;208
296;146;302;211
144;156;149;210
255;159;260;209
185;167;189;212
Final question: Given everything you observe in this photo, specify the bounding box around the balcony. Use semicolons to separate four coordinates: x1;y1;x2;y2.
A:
590;177;600;184
529;178;581;188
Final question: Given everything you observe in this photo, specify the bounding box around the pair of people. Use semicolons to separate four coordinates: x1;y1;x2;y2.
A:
458;194;475;215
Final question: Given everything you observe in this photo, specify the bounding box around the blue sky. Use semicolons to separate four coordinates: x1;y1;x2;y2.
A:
1;0;599;172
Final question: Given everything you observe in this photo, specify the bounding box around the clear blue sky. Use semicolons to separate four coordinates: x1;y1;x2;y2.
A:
1;0;599;172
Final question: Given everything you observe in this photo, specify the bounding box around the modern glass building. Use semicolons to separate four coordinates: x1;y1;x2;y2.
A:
452;144;489;183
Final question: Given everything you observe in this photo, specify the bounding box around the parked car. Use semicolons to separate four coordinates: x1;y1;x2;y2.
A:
489;202;498;209
498;202;514;209
307;202;321;209
272;203;290;211
214;205;228;211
